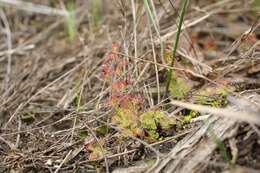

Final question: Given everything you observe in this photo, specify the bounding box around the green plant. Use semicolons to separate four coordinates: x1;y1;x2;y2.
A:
140;111;175;141
169;75;191;99
65;0;77;41
90;0;103;31
96;125;110;137
182;110;199;123
103;44;175;142
193;87;229;108
164;51;192;99
207;125;230;164
165;0;189;97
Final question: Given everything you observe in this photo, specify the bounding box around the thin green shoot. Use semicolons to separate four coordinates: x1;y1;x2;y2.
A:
164;0;189;97
208;125;231;164
66;0;77;41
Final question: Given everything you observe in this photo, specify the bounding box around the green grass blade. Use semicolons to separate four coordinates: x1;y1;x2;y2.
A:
165;0;189;97
143;0;160;36
66;0;77;41
208;125;231;164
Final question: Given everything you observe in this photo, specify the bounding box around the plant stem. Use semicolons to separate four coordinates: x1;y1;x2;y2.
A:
208;125;230;164
164;0;189;97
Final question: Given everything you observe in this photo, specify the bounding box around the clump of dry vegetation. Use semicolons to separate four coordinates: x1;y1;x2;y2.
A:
0;0;259;173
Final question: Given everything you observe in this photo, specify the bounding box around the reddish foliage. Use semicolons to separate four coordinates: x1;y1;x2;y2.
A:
204;38;217;50
242;33;257;44
101;43;128;80
103;43;145;126
108;93;143;110
111;80;133;92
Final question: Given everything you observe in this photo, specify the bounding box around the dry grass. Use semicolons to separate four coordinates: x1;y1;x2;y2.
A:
0;0;259;172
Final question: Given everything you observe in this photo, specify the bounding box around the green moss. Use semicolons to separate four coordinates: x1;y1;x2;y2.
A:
114;108;138;129
140;111;175;130
96;125;110;137
194;87;229;108
183;111;199;123
147;130;160;141
169;77;191;99
140;111;158;130
112;107;175;141
140;111;175;141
